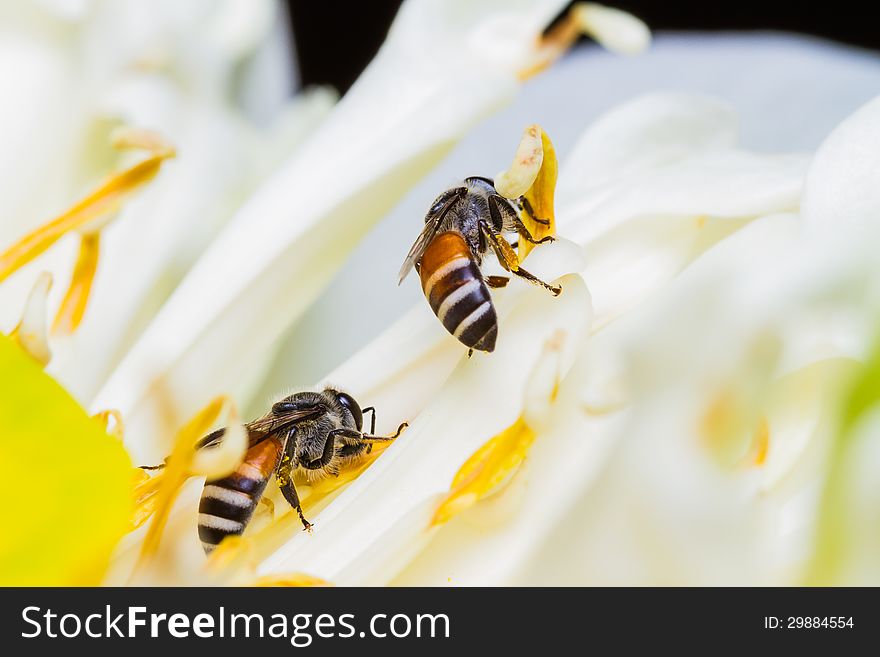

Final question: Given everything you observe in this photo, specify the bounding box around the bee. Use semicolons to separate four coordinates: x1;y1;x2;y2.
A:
195;388;406;553
398;176;561;353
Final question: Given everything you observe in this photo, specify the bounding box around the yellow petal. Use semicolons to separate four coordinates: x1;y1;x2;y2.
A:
0;334;131;585
53;232;100;335
432;417;535;526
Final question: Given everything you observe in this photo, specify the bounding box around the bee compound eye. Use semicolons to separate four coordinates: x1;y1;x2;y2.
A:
335;392;363;431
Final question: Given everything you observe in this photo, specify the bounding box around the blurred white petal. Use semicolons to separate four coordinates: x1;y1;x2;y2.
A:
557;94;808;326
0;1;313;404
574;3;651;56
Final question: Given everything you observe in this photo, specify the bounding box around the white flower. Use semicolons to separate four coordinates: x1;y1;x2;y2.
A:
0;0;334;403
9;0;879;589
249;93;827;585
89;0;646;464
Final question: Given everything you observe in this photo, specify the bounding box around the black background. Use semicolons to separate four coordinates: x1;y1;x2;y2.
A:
3;587;873;654
287;1;879;94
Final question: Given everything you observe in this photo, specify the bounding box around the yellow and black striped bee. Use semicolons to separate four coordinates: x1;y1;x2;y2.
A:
398;176;560;353
196;388;406;553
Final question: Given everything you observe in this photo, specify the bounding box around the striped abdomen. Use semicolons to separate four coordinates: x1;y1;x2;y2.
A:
419;231;497;352
198;438;282;553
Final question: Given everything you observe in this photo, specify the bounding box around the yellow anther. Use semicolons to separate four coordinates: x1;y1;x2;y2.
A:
518;129;558;259
53;232;100;334
432;418;535;527
495;126;558;260
93;408;125;440
433;334;565;526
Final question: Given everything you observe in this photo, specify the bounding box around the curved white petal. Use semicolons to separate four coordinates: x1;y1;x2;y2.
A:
574;3;651;56
260;276;592;584
801;94;880;236
556;93;739;207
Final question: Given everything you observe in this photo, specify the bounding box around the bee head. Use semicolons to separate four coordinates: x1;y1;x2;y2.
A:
334;391;363;431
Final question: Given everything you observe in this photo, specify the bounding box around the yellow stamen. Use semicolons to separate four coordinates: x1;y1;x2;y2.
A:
93;408;125;440
494;126;558;259
518;3;649;80
252;574;333;587
8;272;52;366
133;396;232;573
432;418;535;526
518;7;583;81
433;333;565;527
0;129;174;337
131;470;163;531
750;416;770;467
190;405;248;480
519;129;558;259
0;151;172;283
52;232;100;334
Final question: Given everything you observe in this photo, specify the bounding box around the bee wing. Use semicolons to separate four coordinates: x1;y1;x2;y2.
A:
398;187;465;284
196;405;325;451
398;219;441;284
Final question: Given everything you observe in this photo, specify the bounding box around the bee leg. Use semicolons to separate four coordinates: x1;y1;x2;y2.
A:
518;196;551;225
278;474;312;532
257;496;275;520
300;431;339;471
512;215;555;245
360;406;377;434
480;222;562;296
491;194;554;245
467;348;474;358
486;275;510;289
359;422;409;444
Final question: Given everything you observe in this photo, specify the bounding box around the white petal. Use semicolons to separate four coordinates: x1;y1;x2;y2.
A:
574;3;651;56
259;263;592;583
93;0;576;460
557;93;739;206
801;94;880;236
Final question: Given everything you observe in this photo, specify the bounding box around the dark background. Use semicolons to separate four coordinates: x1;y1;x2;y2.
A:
287;1;878;94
